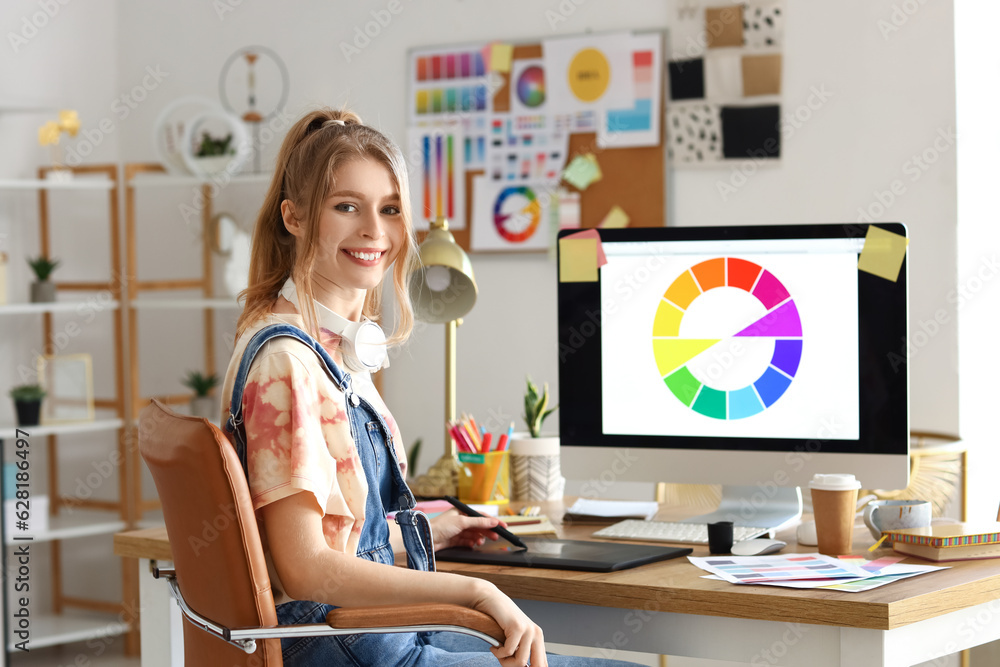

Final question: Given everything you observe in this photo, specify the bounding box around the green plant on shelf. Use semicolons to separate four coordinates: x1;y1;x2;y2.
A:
27;255;60;281
9;384;46;402
196;132;234;157
181;371;220;397
523;376;558;438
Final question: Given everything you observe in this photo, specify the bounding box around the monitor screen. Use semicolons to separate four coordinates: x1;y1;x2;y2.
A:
557;223;909;491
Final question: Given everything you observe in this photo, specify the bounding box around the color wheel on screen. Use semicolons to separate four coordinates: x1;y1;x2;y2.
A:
652;258;803;420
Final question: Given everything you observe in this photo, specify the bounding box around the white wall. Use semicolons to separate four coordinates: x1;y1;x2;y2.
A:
107;0;961;499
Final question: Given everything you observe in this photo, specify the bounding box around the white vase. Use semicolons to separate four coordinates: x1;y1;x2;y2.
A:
190;396;218;422
509;434;565;501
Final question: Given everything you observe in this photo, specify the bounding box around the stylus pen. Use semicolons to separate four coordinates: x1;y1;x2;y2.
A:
443;496;528;550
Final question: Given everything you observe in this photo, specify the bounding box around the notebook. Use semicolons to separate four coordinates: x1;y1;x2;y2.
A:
436;537;691;572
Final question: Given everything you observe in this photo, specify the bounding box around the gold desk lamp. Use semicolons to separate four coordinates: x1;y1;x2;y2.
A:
408;217;478;496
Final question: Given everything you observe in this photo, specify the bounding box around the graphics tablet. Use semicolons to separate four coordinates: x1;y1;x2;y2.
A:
436;537;692;572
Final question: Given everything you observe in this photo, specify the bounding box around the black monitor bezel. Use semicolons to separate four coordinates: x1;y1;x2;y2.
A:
557;222;908;457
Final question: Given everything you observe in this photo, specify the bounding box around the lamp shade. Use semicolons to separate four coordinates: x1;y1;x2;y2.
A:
408;218;477;323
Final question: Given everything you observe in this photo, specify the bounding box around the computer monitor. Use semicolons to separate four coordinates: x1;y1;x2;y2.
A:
557;223;909;525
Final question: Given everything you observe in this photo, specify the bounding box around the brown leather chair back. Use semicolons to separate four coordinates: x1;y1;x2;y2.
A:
139;399;282;667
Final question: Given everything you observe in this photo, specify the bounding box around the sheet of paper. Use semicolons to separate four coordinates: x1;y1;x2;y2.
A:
564;498;658;520
490;43;514;73
471;176;554;252
706;562;950;592
559;238;598;283
543;32;636;113
689;553;872;584
410;45;491;123
598;33;662;149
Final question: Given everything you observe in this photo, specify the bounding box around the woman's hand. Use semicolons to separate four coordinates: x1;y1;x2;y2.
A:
470;580;547;667
431;509;505;550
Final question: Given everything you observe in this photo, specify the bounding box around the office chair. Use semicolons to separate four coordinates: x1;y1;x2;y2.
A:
137;399;504;666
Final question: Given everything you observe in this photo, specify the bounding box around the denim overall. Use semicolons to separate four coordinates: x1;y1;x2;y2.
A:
226;324;641;667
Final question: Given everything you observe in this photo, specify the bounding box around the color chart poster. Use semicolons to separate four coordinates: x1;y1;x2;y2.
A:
407;124;465;231
470;176;554;252
600;245;860;440
665;1;785;165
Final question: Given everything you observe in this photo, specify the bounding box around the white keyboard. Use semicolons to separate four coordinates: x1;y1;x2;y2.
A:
592;519;770;545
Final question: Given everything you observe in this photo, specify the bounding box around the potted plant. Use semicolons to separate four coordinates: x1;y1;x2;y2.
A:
9;384;46;427
182;370;220;421
509;376;565;501
192;131;235;176
27;255;59;303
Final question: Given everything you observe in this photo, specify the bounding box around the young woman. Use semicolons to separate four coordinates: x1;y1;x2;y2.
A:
221;108;640;667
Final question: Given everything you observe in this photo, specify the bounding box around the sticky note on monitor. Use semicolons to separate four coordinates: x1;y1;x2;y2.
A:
559;238;598;282
858;226;908;282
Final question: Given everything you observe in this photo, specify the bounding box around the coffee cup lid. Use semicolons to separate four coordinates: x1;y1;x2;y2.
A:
809;473;861;491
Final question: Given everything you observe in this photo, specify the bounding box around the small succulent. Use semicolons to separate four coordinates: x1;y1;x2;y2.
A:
27;255;60;281
9;384;46;402
523;376;558;438
181;371;220;397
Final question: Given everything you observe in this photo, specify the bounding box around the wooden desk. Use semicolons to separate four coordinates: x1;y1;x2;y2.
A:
115;504;1000;667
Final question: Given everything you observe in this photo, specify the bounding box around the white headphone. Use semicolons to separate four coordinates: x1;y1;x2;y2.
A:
279;278;388;373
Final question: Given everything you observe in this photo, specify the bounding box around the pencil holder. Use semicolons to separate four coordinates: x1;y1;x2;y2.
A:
509;435;565;501
457;451;510;505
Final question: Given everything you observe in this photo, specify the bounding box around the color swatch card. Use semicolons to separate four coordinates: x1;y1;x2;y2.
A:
598;33;662;149
488;113;569;183
407;123;466;230
689;553;871;584
410;45;492;122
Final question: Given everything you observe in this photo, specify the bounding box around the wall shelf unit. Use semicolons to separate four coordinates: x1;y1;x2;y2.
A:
0;163;139;656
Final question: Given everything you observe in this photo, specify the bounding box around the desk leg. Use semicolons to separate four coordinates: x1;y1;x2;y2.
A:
137;559;183;667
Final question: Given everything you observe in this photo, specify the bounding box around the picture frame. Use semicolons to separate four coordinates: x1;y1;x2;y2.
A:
37;353;95;424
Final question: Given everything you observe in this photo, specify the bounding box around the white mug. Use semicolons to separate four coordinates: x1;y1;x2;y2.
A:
863;499;932;540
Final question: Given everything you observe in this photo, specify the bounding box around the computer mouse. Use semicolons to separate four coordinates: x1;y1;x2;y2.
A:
731;538;787;556
796;520;818;546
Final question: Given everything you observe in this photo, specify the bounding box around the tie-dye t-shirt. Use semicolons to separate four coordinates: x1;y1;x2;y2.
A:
220;312;405;604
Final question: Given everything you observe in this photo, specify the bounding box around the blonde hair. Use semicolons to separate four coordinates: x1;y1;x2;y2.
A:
237;108;417;345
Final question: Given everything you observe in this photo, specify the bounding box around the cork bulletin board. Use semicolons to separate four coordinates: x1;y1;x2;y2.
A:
408;31;666;253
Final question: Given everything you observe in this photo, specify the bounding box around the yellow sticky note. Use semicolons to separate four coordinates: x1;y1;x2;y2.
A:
858;226;908;282
600;205;630;229
559;238;598;282
490;43;513;73
562;153;603;191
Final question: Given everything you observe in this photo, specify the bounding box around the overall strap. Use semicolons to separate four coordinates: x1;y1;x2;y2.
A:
224;323;352;480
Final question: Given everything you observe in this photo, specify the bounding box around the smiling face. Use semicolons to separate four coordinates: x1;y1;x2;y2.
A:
283;158;404;319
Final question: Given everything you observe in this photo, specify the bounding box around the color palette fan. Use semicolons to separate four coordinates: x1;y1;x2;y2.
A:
652;257;803;419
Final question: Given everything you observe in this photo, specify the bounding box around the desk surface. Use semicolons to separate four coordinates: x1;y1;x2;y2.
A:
114;500;1000;634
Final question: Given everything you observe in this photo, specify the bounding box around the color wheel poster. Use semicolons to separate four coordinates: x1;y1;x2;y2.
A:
600;244;860;440
471;176;554;251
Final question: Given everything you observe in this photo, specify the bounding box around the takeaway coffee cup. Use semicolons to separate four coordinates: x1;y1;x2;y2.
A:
863;499;932;541
809;474;861;556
